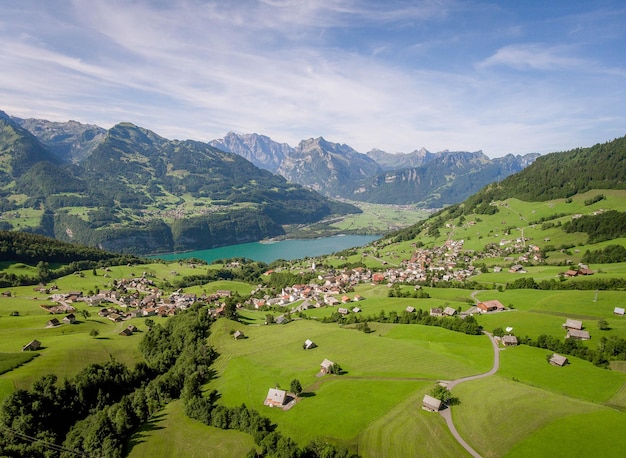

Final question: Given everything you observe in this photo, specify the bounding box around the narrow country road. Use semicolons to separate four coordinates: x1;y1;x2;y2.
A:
438;332;500;457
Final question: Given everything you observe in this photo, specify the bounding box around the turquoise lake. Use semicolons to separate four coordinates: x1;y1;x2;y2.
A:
154;234;380;264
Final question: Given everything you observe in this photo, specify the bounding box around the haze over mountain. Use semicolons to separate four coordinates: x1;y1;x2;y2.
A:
0;110;358;254
212;132;539;205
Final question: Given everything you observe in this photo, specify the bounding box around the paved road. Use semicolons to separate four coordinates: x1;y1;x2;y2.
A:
438;332;500;457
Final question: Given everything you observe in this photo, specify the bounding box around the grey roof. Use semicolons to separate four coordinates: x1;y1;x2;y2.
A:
422;394;442;411
563;319;583;330
550;353;568;366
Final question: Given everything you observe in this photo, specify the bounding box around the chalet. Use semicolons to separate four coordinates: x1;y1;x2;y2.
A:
567;329;590;340
564;270;578;277
338;307;349;315
422;394;442;412
233;330;245;340
502;335;518;346
341;295;351;303
562;319;583;330
119;328;133;336
320;359;335;375
22;339;41;351
108;313;123;323
549;353;568;366
63;313;76;324
303;339;316;350
215;290;232;297
352;307;361;313
264;388;287;407
353;295;363;301
443;307;457;316
46;318;60;327
509;264;526;273
477;300;505;313
614;307;625;316
275;315;286;325
325;296;340;306
405;306;416;313
430;307;443;317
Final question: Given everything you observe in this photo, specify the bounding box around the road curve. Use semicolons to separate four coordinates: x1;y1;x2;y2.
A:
438;332;500;457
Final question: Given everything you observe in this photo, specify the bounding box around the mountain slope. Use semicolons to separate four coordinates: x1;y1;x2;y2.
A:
209;132;292;173
0;113;359;254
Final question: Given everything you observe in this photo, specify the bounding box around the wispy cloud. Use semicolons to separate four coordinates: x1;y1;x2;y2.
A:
0;0;624;156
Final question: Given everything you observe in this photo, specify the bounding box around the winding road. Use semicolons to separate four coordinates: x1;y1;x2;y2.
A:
438;331;500;458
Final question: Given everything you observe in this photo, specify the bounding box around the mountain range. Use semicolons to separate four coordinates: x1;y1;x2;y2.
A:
0;110;358;254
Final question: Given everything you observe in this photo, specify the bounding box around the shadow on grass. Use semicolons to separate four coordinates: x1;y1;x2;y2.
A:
299;391;316;398
125;412;167;453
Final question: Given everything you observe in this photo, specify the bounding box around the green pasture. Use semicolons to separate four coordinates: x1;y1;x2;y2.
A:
358;388;468;458
496;345;626;404
127;400;256;458
206;318;494;449
329;201;429;234
0;352;37;375
451;376;609;457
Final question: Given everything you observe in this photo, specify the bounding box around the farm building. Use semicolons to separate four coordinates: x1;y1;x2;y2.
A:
477;300;505;313
614;307;625;316
22;339;41;351
502;335;518;346
562;319;583;330
443;307;457;316
320;359;335;374
264;388;287;407
430;307;443;317
233;330;245;340
550;354;568;366
405;306;416;313
127;325;138;333
46;318;60;328
119;328;133;336
338;307;349;315
352;307;361;313
63;313;76;324
303;339;316;350
422;394;442;412
567;329;591;340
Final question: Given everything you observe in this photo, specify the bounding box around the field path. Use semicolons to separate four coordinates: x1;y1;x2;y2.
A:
439;331;499;457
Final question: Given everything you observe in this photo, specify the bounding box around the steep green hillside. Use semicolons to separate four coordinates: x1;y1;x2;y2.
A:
0;116;359;254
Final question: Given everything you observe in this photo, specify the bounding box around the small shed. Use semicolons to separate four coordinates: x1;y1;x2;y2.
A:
303;339;316;350
549;353;568;366
567;329;590;340
422;394;442;412
352;307;362;313
502;335;518;346
338;307;349;315
119;328;133;336
264;388;287;407
562;319;583;330
22;339;41;351
233;330;245;340
443;307;457;316
46;318;60;328
430;307;443;317
320;358;335;374
614;307;625;316
405;306;416;313
63;313;76;324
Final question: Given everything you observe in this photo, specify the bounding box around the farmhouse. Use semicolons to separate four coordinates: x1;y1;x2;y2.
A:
502;335;518;346
264;388;287;407
320;359;335;374
614;307;625;316
550;353;568;366
233;330;245;340
422;394;442;412
477;300;505;313
567;329;591;340
22;339;41;351
562;319;583;330
303;339;316;349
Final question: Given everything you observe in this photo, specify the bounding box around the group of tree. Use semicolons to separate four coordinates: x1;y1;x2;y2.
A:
320;308;483;336
518;334;626;367
506;276;626;291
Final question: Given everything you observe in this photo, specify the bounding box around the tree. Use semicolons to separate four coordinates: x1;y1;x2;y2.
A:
290;379;303;397
430;385;460;406
89;329;100;338
144;318;155;329
81;309;91;321
598;319;610;330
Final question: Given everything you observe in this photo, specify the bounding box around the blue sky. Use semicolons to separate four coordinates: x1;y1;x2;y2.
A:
1;0;625;157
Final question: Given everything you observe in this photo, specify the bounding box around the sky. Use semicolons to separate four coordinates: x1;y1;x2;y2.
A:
1;0;625;157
